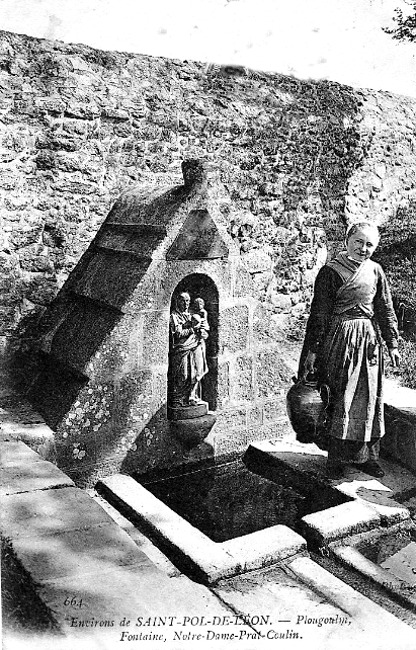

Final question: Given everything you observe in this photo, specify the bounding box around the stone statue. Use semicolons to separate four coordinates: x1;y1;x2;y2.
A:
169;292;209;408
191;297;208;329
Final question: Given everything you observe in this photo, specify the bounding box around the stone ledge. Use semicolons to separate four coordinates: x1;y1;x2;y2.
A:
246;439;413;528
334;478;410;527
167;401;208;420
331;542;416;612
382;379;416;474
300;501;381;546
0;397;56;463
97;473;309;584
287;555;416;641
97;473;237;584
221;525;307;573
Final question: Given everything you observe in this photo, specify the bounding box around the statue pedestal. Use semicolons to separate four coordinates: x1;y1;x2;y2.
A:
168;401;208;421
169;411;216;448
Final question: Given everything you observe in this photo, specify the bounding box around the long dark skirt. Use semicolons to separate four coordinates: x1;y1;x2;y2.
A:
322;315;384;465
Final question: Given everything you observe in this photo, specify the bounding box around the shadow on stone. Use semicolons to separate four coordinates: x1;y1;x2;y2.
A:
26;355;87;429
118;405;216;477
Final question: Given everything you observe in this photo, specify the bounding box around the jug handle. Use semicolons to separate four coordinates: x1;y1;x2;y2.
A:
320;383;331;409
293;371;318;385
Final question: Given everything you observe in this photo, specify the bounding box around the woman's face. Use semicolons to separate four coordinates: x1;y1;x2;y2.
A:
346;227;379;262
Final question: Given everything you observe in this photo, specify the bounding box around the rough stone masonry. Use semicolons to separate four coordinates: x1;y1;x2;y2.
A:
0;30;416;483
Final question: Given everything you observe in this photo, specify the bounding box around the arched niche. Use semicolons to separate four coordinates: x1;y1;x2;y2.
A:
168;274;219;413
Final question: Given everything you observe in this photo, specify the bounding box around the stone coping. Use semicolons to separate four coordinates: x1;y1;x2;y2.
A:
287;555;416;644
384;378;416;411
247;440;412;538
334;478;410;527
300;501;381;546
96;440;409;587
96;474;308;584
382;379;416;475
247;439;416;611
245;441;382;545
329;522;416;612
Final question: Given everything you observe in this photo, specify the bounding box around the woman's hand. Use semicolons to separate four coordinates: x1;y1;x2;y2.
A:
303;350;317;379
389;348;401;368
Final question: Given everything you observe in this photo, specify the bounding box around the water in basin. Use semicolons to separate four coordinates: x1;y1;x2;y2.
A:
359;528;416;585
380;541;416;585
138;459;319;543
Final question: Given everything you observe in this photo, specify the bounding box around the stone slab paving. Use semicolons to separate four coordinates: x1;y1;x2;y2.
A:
5;567;252;650
1;439;253;649
34;566;250;647
89;490;181;577
1;486;120;538
3;436;416;650
0;440;74;496
1;440;44;465
213;559;416;650
8;523;152;583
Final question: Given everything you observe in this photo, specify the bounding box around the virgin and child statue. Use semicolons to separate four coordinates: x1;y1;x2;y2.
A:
169;292;210;408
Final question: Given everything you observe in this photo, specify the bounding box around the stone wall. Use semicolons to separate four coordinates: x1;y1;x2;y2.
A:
24;163;298;487
1;29;416;392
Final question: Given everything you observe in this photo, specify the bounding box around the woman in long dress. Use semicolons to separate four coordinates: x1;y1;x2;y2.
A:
301;222;401;479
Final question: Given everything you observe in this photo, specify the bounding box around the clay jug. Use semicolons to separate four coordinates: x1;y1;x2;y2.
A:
286;376;330;446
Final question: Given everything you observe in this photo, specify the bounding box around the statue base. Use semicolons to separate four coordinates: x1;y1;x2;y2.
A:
169;412;216;448
168;401;209;421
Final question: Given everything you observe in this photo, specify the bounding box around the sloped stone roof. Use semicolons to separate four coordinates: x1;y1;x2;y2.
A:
166;209;228;260
39;160;231;377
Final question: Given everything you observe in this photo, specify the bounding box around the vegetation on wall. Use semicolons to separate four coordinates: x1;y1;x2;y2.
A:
0;30;416;390
373;199;416;388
